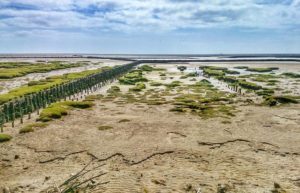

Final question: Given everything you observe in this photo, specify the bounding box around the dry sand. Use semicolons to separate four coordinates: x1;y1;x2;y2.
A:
0;61;299;193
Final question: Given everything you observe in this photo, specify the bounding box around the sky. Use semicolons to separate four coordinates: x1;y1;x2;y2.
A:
0;0;300;54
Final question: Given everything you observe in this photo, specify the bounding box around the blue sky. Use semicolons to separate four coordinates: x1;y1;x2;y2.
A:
0;0;300;54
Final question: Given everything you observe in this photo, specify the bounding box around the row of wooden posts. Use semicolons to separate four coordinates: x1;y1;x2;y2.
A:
0;61;141;132
203;74;243;94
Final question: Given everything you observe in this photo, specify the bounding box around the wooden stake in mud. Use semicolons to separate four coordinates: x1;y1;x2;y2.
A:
0;109;4;132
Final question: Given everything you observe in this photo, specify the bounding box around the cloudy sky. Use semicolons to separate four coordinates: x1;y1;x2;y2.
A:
0;0;299;54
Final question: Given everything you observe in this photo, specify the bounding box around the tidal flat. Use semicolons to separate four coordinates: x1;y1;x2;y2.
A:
0;58;299;193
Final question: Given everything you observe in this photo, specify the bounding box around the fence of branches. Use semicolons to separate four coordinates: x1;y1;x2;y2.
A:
0;61;141;131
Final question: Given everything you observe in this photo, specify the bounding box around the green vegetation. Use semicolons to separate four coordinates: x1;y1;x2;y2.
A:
282;72;300;78
234;66;248;69
38;101;94;122
0;134;12;143
19;122;48;134
0;62;85;79
84;94;103;102
165;81;181;88
238;80;262;90
107;86;121;93
264;95;299;106
200;66;227;71
219;76;238;84
246;67;279;73
139;65;165;72
180;72;198;79
98;125;113;130
255;88;275;96
0;68;105;105
119;119;130;123
224;70;240;74
203;68;225;77
119;70;148;85
169;81;236;119
129;83;146;92
150;82;163;86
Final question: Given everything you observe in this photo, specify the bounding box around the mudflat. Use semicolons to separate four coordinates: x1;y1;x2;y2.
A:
0;60;299;193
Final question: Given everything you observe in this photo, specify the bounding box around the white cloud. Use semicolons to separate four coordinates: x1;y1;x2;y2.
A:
0;0;299;34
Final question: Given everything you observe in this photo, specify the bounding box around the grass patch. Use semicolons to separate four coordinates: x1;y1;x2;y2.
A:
19;123;48;134
264;95;299;106
171;81;236;119
129;83;146;92
84;94;103;101
234;66;248;69
150;82;163;86
38;101;94;122
282;72;300;78
224;69;240;75
203;68;225;77
255;89;275;96
0;67;108;105
0;62;85;79
0;134;12;143
119;119;130;123
246;67;279;73
238;80;262;90
139;65;165;72
98;125;113;130
165;81;181;88
119;70;148;85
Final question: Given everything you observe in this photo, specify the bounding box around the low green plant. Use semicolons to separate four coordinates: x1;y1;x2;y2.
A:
0;134;12;143
119;119;130;123
38;101;94;122
203;68;225;77
129;83;146;92
0;68;105;105
246;67;279;73
98;125;113;130
238;80;262;90
119;70;148;85
19;122;48;134
264;95;299;106
282;72;300;78
224;70;240;74
165;81;181;88
150;82;163;86
139;65;165;72
255;89;275;96
0;62;85;79
234;66;248;69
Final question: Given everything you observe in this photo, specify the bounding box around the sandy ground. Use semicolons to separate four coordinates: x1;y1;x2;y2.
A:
0;62;300;193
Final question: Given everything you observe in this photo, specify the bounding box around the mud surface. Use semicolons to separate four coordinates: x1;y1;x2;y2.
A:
0;62;299;193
